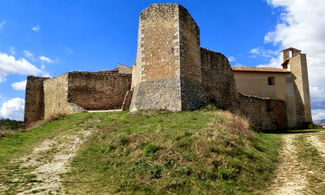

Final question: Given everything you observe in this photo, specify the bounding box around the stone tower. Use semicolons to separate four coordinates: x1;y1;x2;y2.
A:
281;47;312;127
130;4;205;112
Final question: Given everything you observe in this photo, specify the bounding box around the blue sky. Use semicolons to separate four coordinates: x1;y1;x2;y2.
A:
0;0;324;121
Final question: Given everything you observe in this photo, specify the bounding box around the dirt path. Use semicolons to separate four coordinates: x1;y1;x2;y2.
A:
265;134;309;195
308;135;325;158
1;129;92;194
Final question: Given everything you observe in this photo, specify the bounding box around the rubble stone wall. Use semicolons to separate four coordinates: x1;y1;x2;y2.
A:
68;72;131;110
24;76;49;126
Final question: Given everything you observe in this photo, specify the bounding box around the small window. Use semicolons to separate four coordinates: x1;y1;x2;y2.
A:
268;77;275;86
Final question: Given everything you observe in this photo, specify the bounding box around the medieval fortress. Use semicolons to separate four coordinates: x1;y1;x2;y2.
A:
24;4;312;130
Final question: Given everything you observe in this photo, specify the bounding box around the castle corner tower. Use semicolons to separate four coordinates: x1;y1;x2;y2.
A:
130;4;205;112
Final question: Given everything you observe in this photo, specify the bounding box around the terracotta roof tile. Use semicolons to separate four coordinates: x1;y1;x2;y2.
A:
232;66;290;73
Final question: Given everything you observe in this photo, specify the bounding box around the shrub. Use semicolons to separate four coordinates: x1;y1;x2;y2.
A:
143;144;160;157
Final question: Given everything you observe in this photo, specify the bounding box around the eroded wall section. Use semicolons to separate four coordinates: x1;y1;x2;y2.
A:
24;76;49;126
238;94;288;131
43;73;85;120
68;72;131;110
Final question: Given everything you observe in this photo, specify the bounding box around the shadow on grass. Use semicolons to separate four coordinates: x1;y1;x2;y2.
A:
262;129;324;134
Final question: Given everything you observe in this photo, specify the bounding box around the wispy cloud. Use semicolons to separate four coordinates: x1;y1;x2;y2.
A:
250;47;279;58
39;56;53;63
9;47;15;55
32;25;40;32
228;56;236;63
64;47;74;55
23;50;34;58
0;20;6;31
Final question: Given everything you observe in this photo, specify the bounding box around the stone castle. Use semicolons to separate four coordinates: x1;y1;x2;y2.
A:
24;4;312;130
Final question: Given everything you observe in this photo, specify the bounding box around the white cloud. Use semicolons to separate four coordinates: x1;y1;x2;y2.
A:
263;0;325;120
64;47;74;55
0;20;6;31
0;98;25;121
32;25;40;32
39;56;53;63
11;80;27;91
0;52;41;82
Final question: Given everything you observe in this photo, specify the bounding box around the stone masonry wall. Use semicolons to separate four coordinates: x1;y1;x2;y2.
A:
238;94;288;131
68;72;131;110
130;4;182;112
43;73;85;120
24;76;49;126
179;6;205;110
201;48;238;108
289;54;312;125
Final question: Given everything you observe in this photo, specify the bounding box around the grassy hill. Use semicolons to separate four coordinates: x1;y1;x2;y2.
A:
0;109;281;194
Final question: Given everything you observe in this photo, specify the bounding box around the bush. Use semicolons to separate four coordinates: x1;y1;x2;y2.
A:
143;144;160;157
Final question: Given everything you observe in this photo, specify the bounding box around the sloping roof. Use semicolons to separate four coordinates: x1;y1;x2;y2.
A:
231;67;290;73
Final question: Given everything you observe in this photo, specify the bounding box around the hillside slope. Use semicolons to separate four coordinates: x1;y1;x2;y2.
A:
64;110;281;194
0;109;281;194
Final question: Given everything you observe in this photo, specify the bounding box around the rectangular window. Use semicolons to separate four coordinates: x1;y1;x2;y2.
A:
268;77;275;86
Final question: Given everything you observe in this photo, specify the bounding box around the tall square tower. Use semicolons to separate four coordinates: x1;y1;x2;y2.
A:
130;4;205;112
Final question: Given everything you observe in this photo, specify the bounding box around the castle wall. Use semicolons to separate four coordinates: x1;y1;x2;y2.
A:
238;94;288;131
118;64;132;74
68;72;131;110
200;49;287;131
179;6;205;110
24;76;49;126
130;4;182;112
201;48;238;108
43;73;85;120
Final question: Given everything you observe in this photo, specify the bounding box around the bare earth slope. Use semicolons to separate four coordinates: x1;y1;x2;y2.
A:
0;130;92;194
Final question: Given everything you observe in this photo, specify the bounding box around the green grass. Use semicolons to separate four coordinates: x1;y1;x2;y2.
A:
61;110;281;194
0;110;281;194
